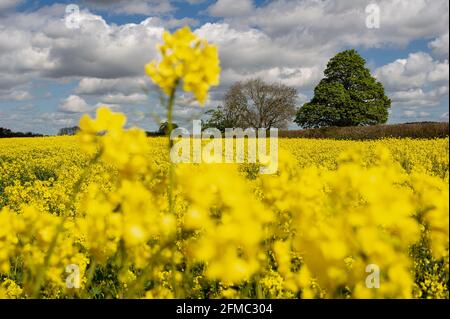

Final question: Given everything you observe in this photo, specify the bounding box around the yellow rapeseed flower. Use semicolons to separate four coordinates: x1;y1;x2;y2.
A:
145;26;220;104
0;110;448;299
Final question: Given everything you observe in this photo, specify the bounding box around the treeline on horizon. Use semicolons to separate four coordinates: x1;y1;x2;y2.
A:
0;127;44;138
55;125;169;137
280;122;449;140
0;125;171;138
2;122;448;140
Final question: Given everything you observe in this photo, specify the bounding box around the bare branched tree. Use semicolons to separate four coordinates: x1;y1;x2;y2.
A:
206;79;297;130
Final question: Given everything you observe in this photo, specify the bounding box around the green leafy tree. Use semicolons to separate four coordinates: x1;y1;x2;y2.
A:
202;105;244;133
295;49;391;128
58;126;80;136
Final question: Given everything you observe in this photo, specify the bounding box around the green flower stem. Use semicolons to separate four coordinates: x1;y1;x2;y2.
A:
166;82;180;298
167;85;177;215
81;259;97;299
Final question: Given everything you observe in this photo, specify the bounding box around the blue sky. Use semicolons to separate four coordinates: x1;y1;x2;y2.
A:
0;0;448;134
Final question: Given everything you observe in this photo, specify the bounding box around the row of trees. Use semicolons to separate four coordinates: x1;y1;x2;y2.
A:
203;50;391;131
58;123;179;137
0;127;43;138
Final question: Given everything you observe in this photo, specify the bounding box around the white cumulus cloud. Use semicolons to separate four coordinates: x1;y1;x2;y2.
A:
428;33;449;58
375;52;449;91
58;95;91;113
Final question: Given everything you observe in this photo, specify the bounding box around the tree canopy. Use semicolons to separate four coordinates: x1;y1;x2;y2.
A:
295;49;391;128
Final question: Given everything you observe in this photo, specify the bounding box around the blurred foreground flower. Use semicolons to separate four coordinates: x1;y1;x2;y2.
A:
78;106;150;177
145;26;220;105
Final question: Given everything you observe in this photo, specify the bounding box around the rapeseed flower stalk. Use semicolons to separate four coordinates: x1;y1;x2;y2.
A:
145;26;219;295
145;26;220;214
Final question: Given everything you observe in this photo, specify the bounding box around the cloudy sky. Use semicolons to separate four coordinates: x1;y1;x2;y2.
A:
0;0;448;134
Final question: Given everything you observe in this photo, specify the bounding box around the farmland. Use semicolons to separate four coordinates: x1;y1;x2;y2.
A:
0;129;448;298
